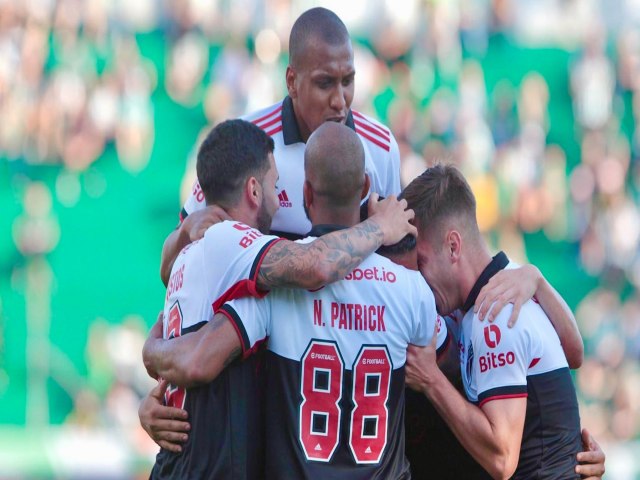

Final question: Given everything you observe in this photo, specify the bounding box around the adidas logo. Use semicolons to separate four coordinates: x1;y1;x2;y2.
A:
278;190;292;208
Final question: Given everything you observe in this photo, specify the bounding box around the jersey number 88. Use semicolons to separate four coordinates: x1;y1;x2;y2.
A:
299;340;392;464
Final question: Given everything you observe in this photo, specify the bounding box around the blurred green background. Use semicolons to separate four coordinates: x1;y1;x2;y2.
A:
1;0;639;477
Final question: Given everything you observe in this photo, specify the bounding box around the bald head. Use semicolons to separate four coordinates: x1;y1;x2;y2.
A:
289;7;351;69
304;122;365;208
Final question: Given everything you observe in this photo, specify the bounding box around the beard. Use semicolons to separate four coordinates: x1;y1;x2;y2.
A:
256;200;274;234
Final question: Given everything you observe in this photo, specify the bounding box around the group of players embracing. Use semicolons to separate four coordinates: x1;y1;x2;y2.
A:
138;7;606;480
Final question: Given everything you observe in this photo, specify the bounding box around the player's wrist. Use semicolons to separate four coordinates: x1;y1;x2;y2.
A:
422;366;445;396
362;217;386;247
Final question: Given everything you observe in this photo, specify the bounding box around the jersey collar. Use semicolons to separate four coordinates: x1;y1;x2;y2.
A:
307;224;348;237
462;251;509;313
282;96;356;146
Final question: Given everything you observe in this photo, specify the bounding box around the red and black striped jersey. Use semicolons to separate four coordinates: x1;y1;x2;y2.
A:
181;97;401;239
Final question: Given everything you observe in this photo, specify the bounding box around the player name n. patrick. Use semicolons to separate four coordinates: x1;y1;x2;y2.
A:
313;299;386;332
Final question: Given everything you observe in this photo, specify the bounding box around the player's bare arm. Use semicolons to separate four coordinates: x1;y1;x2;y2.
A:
160;205;232;286
138;378;190;453
473;264;584;369
143;312;241;387
257;194;416;290
405;329;526;480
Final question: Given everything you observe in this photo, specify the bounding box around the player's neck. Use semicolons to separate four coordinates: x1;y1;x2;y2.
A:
459;242;493;310
225;204;259;231
310;205;360;229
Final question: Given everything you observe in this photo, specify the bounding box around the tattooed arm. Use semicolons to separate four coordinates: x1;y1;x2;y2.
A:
257;194;417;290
143;312;241;387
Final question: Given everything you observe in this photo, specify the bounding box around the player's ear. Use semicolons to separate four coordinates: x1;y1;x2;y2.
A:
303;180;312;208
360;174;371;201
286;65;297;99
246;176;261;208
447;230;462;263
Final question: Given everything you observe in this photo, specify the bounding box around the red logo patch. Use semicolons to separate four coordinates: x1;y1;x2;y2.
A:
484;325;501;349
278;190;292;208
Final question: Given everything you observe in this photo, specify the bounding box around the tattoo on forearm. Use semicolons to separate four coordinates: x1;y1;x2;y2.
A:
258;218;384;289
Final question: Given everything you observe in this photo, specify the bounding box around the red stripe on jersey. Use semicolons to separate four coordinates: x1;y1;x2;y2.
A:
251;105;283;126
352;111;391;138
211;238;285;312
529;358;541;369
353;117;391;142
281;190;289;202
265;125;283;137
355;127;390;152
478;393;528;408
256;115;282;130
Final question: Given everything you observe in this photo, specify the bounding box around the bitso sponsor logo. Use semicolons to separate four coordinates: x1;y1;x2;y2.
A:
483;324;501;348
233;222;264;248
479;351;516;373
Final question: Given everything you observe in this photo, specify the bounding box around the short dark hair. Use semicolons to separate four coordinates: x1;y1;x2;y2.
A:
289;7;350;69
360;198;417;256
401;164;479;248
196;119;274;207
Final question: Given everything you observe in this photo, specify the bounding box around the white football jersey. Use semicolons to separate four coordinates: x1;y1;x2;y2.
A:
221;231;448;479
180;97;401;238
157;220;282;479
458;252;581;479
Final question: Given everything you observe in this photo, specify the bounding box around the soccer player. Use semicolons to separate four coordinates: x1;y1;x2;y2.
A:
402;164;585;479
160;7;401;285
144;122;449;479
148;119;416;479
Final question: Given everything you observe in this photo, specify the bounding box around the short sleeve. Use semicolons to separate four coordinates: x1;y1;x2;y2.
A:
219;296;271;359
203;221;283;311
472;305;530;407
180;180;207;222
386;133;402;195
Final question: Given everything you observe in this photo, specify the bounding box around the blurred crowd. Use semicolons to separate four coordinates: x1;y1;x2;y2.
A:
2;0;639;454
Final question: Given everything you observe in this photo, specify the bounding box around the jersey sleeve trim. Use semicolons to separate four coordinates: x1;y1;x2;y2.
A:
179;207;188;223
218;304;252;358
211;238;284;312
218;303;268;360
478;385;528;408
249;237;284;284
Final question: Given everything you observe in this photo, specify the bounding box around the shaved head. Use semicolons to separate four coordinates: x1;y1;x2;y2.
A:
304;122;365;208
289;7;351;69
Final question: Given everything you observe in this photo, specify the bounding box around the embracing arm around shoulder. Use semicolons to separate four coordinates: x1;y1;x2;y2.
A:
406;343;526;480
142;312;241;387
160;205;232;286
256;194;416;291
475;264;583;368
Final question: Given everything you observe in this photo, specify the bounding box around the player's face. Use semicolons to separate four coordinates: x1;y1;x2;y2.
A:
257;153;279;233
416;236;458;316
288;39;355;141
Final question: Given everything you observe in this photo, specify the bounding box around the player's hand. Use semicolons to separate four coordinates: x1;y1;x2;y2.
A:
180;204;231;242
576;428;605;479
143;312;164;379
367;193;417;246
405;319;440;394
474;264;541;327
139;379;190;453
